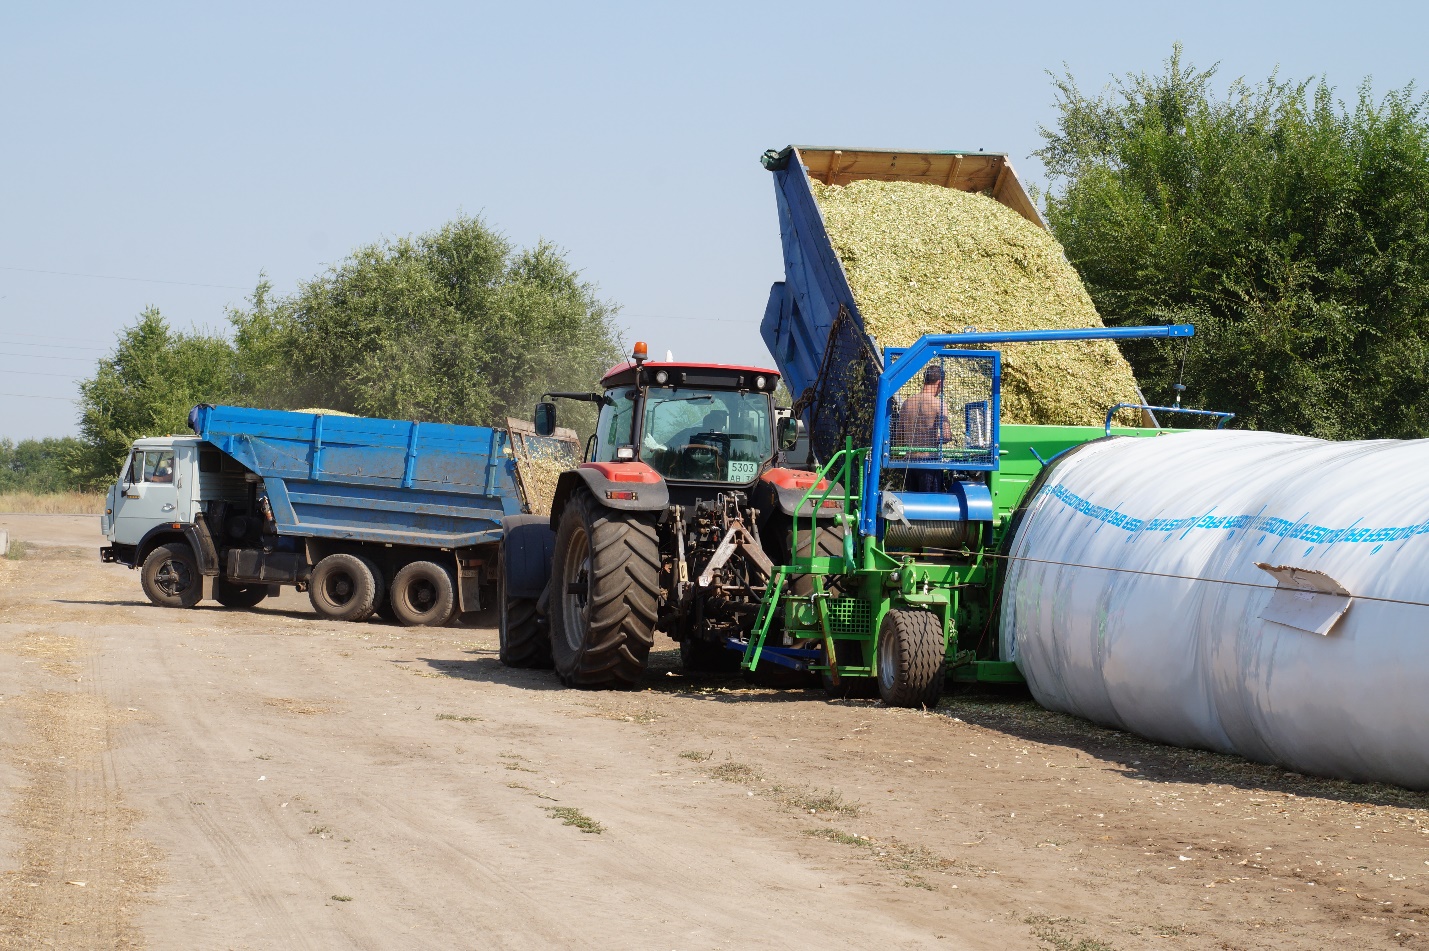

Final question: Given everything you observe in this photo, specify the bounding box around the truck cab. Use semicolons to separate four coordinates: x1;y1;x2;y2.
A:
103;437;211;556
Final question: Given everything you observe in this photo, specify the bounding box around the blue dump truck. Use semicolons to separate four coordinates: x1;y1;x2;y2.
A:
100;404;576;626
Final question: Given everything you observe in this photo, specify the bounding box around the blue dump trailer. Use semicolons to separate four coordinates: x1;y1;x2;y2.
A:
100;404;576;625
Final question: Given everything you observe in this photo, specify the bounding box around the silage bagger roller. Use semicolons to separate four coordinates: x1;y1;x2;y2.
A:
734;323;1226;708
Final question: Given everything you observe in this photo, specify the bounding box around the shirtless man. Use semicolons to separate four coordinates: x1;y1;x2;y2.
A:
897;364;950;493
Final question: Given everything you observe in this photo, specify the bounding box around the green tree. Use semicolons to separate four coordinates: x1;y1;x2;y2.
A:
73;309;238;487
73;216;623;486
229;215;622;435
0;437;85;492
1037;47;1429;438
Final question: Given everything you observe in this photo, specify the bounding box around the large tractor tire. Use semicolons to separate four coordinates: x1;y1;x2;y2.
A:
548;488;660;688
750;516;844;689
214;576;268;609
680;636;740;675
821;640;878;699
390;560;457;627
309;553;378;622
141;542;203;609
498;546;553;669
876;608;946;708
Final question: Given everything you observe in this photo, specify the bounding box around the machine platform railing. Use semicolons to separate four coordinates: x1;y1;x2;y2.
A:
1103;403;1235;436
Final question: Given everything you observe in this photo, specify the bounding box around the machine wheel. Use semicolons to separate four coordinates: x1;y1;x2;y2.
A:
309;553;378;622
877;608;946;708
821;640;877;699
214;577;268;609
499;548;553;668
549;488;660;688
390;561;457;627
141;542;203;609
357;555;386;621
680;637;740;675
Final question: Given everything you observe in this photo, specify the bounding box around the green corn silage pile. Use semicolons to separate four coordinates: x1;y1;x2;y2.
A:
810;179;1142;427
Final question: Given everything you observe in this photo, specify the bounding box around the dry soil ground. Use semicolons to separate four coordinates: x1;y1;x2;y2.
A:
0;513;1426;951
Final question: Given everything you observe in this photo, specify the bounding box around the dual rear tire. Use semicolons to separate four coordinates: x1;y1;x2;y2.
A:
308;553;454;626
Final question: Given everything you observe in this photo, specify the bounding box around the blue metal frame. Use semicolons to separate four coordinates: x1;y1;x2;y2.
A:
1103;403;1235;436
859;325;1196;535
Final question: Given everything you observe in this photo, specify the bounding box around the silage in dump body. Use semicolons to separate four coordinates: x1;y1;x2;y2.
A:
810;179;1142;427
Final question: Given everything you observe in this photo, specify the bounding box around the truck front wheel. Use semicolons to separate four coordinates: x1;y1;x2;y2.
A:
309;553;378;622
141;542;203;609
549;489;659;688
498;548;553;669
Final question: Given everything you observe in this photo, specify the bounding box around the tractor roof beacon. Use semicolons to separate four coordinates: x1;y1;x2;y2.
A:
496;342;844;689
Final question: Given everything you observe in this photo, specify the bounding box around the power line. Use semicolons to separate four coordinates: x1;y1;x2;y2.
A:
0;392;78;402
0;351;94;362
0;264;248;291
0;368;82;378
0;338;110;352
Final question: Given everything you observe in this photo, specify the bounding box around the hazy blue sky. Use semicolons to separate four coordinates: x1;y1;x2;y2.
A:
1;0;1422;439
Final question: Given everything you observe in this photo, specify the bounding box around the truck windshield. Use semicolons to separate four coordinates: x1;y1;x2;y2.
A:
640;389;772;483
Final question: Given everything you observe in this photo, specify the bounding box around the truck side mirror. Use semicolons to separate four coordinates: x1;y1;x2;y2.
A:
777;416;799;451
534;402;557;437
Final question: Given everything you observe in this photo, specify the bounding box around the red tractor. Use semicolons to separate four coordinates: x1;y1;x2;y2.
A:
498;342;841;688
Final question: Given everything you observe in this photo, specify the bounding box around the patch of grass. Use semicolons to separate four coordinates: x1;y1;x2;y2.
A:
309;825;331;837
679;749;713;761
774;785;860;818
435;713;481;722
4;536;25;560
710;761;762;783
331;894;352;902
1025;915;1117;951
803;828;952;890
0;491;106;514
545;806;604;834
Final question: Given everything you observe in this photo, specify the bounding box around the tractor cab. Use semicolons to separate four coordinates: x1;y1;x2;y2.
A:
535;342;797;503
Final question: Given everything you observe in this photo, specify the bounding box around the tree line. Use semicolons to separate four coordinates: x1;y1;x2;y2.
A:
26;50;1429;491
1038;46;1429;438
68;216;623;488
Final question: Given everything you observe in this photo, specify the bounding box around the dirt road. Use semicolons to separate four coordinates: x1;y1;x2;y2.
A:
0;515;1426;950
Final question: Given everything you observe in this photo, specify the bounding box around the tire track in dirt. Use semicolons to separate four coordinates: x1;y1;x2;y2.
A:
0;625;161;949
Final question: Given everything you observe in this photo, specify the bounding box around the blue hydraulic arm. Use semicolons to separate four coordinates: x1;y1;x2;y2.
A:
861;324;1196;535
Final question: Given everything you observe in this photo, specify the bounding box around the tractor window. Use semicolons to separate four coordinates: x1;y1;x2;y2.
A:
640;389;772;483
592;389;637;462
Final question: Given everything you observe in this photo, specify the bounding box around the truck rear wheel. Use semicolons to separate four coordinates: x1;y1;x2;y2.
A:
214;577;268;609
390;560;456;627
498;548;553;669
549;489;659;688
309;553;378;622
141;542;203;609
876;608;946;708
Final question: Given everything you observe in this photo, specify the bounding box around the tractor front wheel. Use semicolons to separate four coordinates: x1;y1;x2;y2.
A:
549;489;659;688
876;608;946;708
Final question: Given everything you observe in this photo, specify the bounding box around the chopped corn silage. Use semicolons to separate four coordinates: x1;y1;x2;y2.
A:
810;179;1142;426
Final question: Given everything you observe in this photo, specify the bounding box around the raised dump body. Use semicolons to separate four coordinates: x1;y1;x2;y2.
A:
760;146;1045;461
101;404;576;625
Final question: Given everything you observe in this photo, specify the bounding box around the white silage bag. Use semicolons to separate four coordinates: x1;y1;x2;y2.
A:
1002;429;1429;789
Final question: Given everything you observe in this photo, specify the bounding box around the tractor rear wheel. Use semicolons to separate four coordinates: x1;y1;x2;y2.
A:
499;547;553;669
821;640;877;699
549;489;659;688
876;608;946;708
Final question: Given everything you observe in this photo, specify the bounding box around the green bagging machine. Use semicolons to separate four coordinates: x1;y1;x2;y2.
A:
736;325;1232;707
